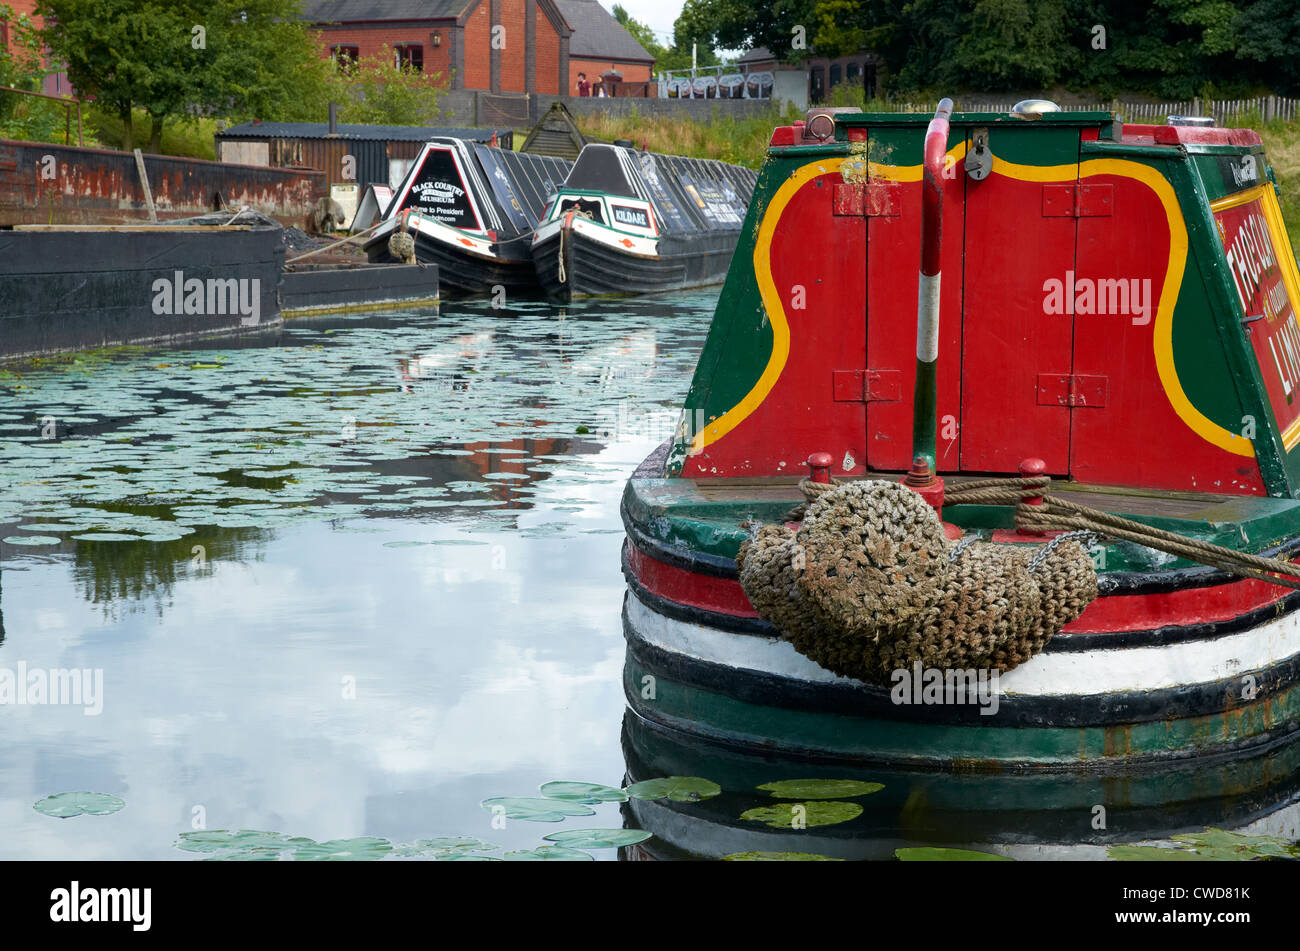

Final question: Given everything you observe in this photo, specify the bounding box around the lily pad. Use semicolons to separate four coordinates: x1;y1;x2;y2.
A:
723;851;844;861
1170;827;1300;860
1109;828;1300;862
176;830;312;854
542;829;652;849
756;779;885;800
34;792;126;818
894;847;1013;861
539;781;629;804
1106;846;1215;862
480;797;596;822
203;846;286;861
72;532;139;541
3;535;62;546
624;777;722;803
292;837;393;861
740;801;862;829
503;846;594;861
392;836;497;857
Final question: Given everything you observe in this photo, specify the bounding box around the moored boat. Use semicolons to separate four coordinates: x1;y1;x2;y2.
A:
530;143;758;301
621;101;1300;771
364;137;570;296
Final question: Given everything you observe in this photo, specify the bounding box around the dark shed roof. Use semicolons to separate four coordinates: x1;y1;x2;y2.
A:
217;121;506;143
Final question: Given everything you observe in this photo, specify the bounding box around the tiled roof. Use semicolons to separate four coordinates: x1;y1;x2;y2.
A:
299;0;472;22
554;0;653;62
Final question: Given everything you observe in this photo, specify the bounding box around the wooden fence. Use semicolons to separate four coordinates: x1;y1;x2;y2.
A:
876;96;1300;124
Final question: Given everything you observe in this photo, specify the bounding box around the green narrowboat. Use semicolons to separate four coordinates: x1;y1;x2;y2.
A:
621;101;1300;771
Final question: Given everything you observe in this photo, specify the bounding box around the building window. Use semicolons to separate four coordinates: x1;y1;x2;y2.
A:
847;62;860;82
395;44;423;73
829;64;841;87
332;45;359;71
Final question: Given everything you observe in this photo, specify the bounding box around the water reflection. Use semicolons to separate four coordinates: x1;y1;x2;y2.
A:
0;293;714;860
619;711;1300;860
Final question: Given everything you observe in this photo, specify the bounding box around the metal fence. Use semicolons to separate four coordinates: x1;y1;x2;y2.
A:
874;95;1300;124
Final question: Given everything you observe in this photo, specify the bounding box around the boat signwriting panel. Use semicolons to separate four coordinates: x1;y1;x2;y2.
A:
1213;184;1300;451
397;147;482;230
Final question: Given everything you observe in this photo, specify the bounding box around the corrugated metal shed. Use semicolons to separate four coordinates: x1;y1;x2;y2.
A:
216;121;512;187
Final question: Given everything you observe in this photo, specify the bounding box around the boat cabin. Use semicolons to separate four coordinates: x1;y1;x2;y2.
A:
542;143;755;237
389;137;571;241
670;108;1300;499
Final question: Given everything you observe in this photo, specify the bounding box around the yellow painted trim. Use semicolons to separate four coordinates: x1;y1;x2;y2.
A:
688;157;845;455
1213;183;1300;452
690;144;1254;459
689;144;967;456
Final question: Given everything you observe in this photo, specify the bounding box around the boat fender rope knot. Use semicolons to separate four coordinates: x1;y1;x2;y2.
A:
737;480;1098;685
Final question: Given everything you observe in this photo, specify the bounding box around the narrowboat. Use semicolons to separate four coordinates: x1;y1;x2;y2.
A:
621;101;1300;771
364;137;571;295
530;143;758;301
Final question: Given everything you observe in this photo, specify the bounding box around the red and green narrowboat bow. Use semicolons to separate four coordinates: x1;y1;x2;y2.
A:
621;101;1300;771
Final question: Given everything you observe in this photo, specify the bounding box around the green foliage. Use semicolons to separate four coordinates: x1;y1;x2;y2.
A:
613;3;720;73
680;0;1300;96
36;0;332;150
0;5;60;140
329;46;444;127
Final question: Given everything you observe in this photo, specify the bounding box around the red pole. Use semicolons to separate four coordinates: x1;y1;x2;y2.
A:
903;97;953;513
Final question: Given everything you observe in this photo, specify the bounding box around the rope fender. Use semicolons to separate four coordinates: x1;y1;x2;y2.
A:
738;480;1097;684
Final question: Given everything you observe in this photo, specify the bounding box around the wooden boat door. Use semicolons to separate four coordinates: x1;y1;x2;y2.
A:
958;125;1081;474
865;128;966;473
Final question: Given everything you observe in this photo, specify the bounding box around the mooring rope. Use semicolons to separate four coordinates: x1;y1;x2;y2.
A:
943;476;1300;591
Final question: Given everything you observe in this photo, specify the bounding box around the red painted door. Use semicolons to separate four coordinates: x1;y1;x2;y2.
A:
959;128;1080;474
866;133;966;472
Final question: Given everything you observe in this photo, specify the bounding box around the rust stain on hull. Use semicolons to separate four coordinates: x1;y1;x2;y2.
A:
0;139;324;226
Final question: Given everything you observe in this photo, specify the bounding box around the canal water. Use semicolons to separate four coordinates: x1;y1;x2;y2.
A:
0;293;710;861
3;290;1299;862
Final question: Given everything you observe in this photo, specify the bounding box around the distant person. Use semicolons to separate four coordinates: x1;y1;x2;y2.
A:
597;83;607;98
576;72;590;97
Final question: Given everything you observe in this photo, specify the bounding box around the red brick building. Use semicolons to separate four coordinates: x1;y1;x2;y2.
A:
300;0;652;96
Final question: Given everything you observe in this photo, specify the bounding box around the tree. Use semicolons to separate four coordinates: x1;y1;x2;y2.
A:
612;3;720;74
36;0;331;151
329;47;443;126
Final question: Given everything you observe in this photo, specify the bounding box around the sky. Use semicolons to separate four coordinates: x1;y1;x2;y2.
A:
597;0;687;47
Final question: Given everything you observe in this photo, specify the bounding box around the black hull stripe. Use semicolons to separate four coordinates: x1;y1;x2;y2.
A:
622;594;1300;728
367;233;537;295
533;229;735;300
626;680;1300;773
